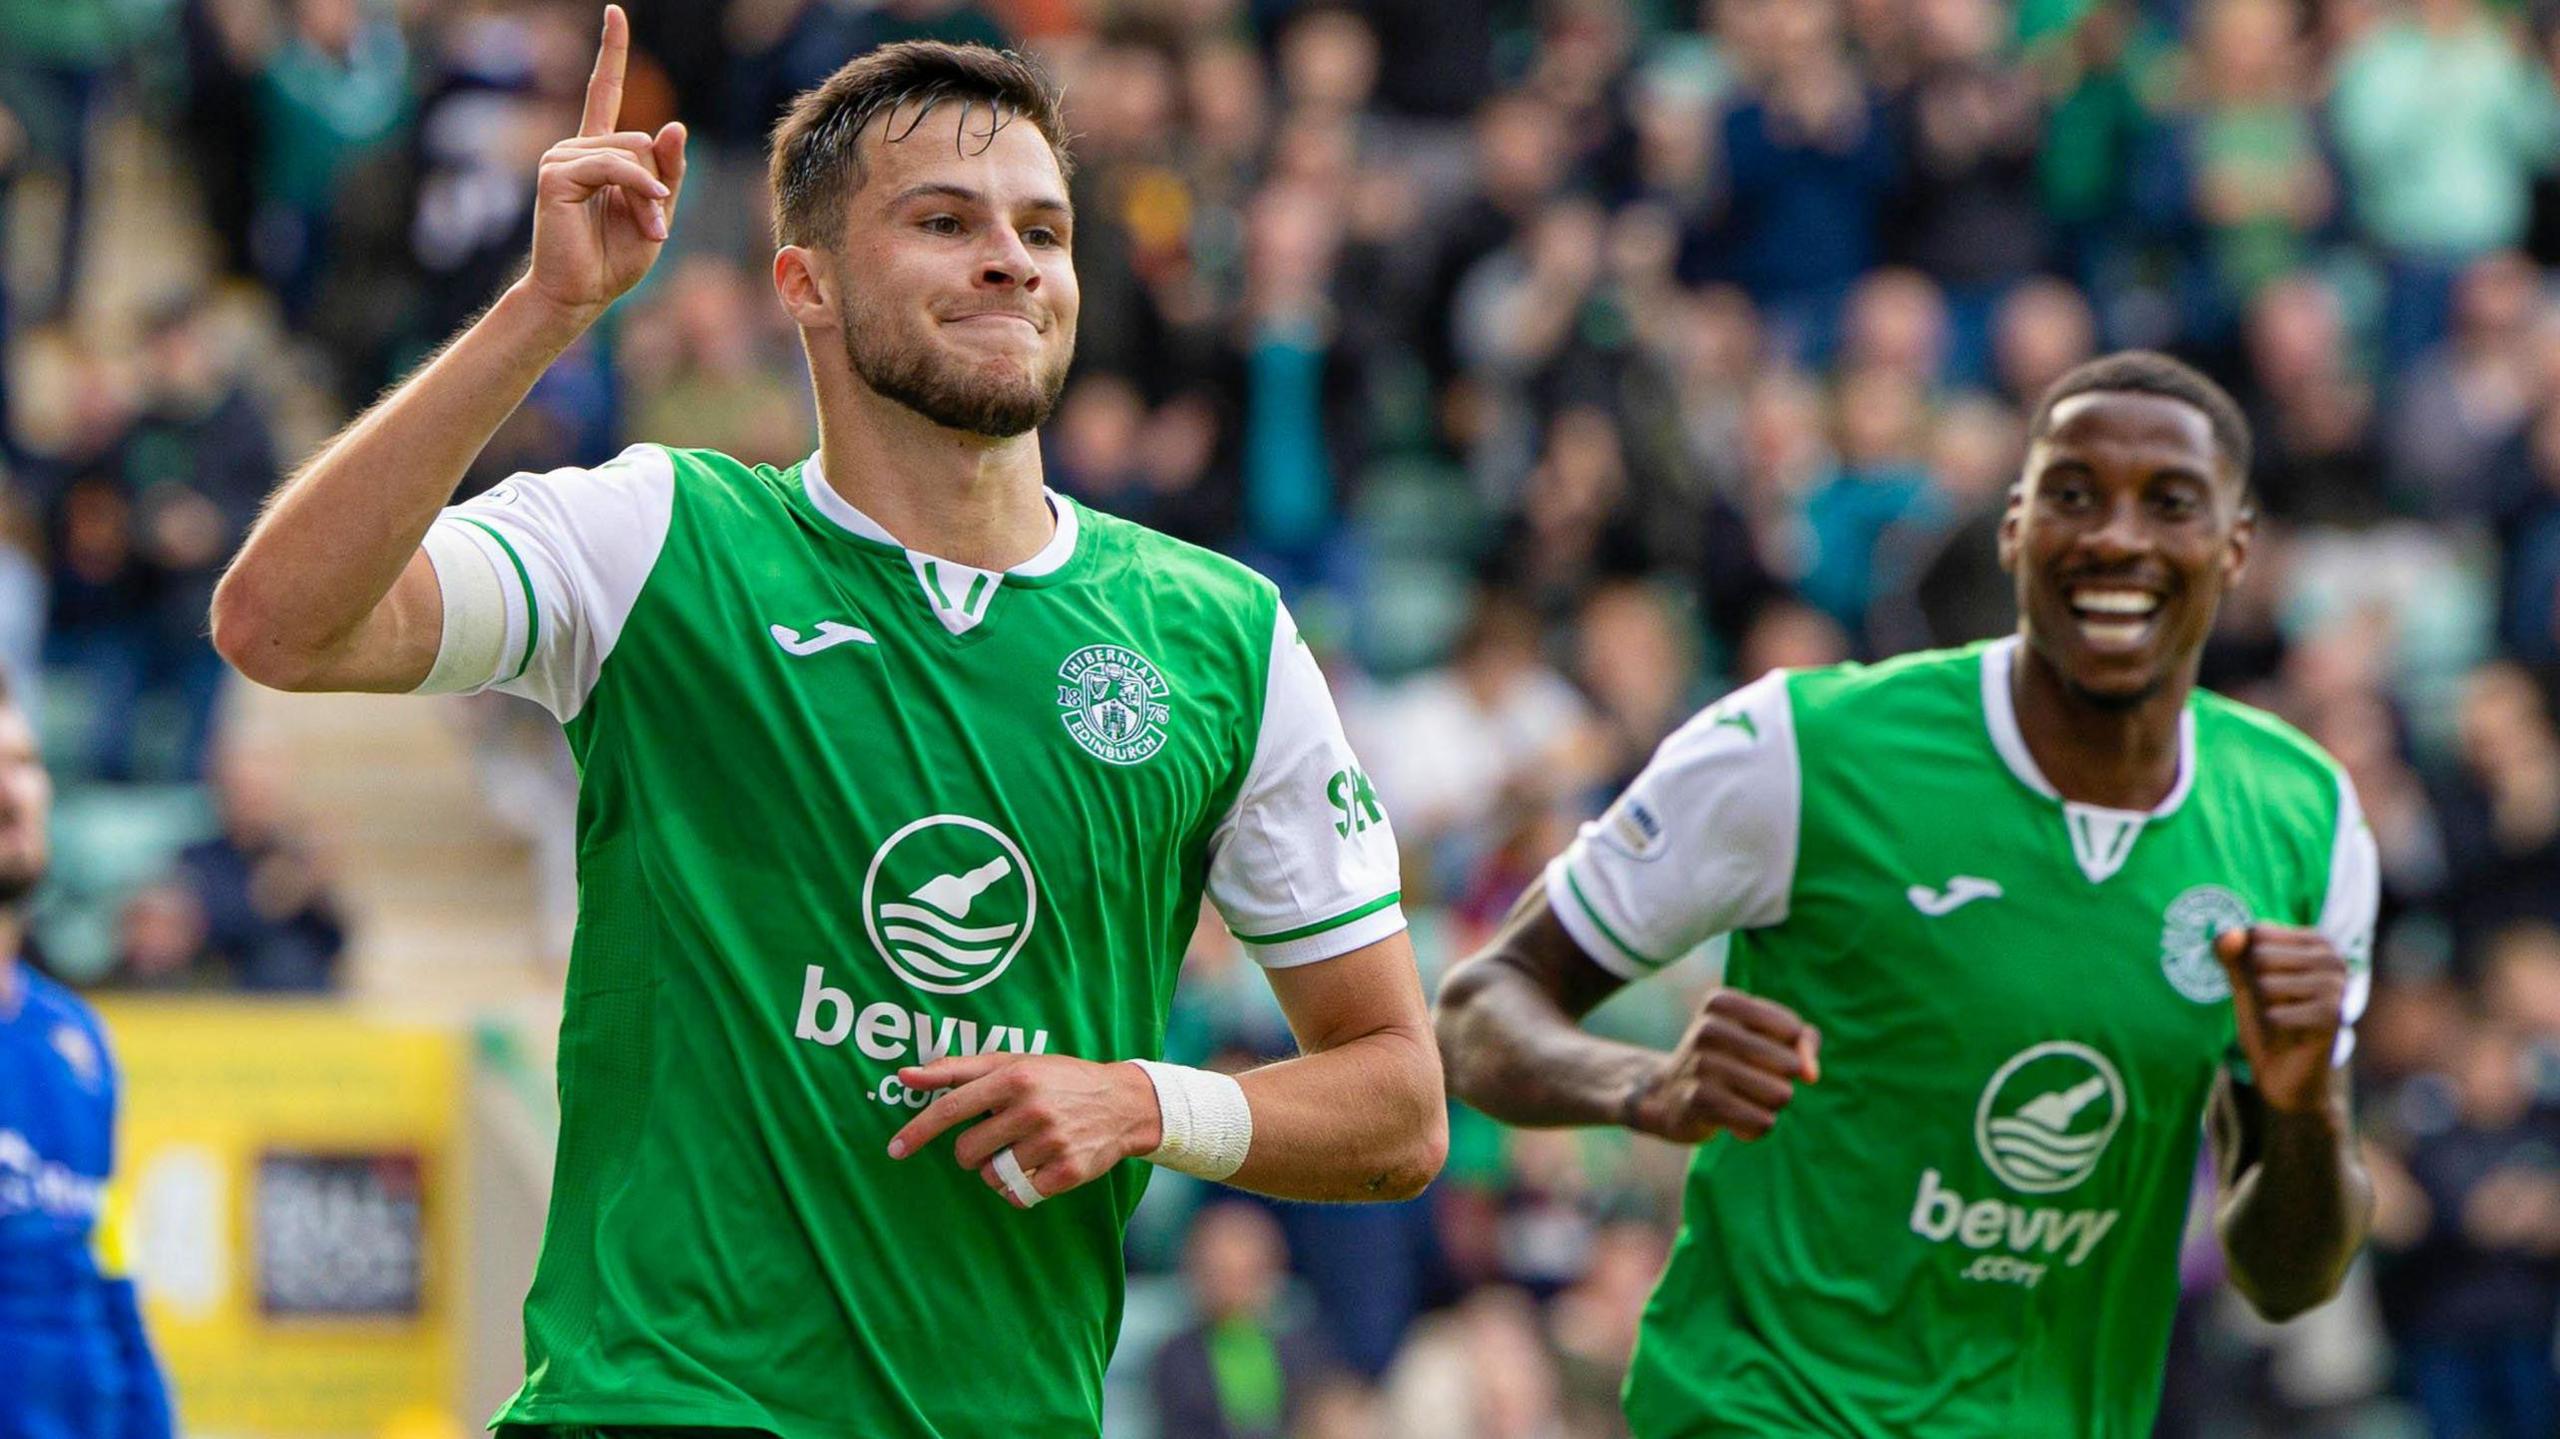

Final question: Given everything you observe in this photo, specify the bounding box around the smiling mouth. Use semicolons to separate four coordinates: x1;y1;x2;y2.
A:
948;313;1040;332
2065;584;2163;651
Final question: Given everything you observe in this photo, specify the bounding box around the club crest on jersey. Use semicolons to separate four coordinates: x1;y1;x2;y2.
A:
2160;885;2252;1003
1973;1041;2127;1194
1056;644;1172;765
862;815;1039;995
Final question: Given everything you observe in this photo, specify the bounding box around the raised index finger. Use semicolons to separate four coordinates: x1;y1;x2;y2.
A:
580;5;629;139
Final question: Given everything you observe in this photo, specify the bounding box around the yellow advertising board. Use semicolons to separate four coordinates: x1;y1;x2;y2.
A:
91;998;466;1438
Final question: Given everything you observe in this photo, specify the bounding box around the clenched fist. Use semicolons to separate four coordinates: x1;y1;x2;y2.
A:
2214;925;2351;1115
1624;988;1822;1143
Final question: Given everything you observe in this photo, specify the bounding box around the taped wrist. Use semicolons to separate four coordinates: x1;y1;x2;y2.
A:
1128;1059;1252;1181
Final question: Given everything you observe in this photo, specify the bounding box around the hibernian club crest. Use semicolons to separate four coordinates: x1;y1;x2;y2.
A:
2160;885;2253;1003
1057;644;1172;765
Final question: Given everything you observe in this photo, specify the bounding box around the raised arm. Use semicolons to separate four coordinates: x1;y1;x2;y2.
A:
210;5;684;693
2206;924;2373;1321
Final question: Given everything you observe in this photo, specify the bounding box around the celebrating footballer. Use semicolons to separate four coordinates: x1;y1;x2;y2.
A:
213;11;1444;1435
1438;351;2375;1437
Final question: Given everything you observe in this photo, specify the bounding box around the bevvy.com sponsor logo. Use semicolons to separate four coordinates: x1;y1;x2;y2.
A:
1908;1042;2127;1289
794;813;1066;1109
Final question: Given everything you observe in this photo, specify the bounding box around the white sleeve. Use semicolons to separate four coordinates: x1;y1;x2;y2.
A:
1204;604;1407;968
1545;671;1801;981
413;442;677;722
2317;772;2380;1067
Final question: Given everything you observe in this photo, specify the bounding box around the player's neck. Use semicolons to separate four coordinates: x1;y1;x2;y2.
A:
2010;646;2189;811
0;943;21;1020
813;384;1054;572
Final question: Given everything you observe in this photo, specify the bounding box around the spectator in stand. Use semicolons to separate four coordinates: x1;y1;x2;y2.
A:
121;294;276;779
44;475;156;783
1872;393;2021;653
1571;579;1703;795
1835;268;1951;392
1797;366;1940;643
2331;0;2560;367
1548;1219;1668;1436
109;881;213;992
250;0;414;323
1379;1287;1571;1439
1890;0;2046;384
1488;406;1648;622
2375;1018;2560;1439
1988;275;2096;412
2487;403;2560;665
2240;273;2387;527
2435;663;2560;958
2027;0;2153;294
176;751;346;993
1147;1202;1340;1439
2480;923;2560;1092
624;257;813;469
1422;92;1573;400
1730;597;1852;685
0;0;121;321
1703;0;1901;364
2391;250;2544;519
2306;691;2449;931
2171;0;2334;328
1237;181;1366;581
1355;589;1601;897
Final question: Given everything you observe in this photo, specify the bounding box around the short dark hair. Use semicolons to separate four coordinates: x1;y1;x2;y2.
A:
2025;350;2253;481
767;42;1072;250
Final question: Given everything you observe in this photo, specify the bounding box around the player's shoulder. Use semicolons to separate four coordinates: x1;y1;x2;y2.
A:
15;970;115;1084
484;441;682;500
2190;687;2352;814
1781;640;1994;736
1073;503;1281;635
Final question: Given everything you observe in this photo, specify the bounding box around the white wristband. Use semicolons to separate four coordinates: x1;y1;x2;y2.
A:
1129;1060;1252;1181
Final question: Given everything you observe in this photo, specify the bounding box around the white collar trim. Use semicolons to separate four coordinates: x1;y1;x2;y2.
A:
801;452;1077;577
1980;634;2196;818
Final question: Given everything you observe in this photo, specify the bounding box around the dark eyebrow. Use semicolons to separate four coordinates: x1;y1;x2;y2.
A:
2145;466;2214;489
889;182;1074;219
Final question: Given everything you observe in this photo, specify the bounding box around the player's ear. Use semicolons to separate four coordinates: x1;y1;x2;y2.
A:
2222;488;2256;585
773;246;835;328
1996;480;2025;574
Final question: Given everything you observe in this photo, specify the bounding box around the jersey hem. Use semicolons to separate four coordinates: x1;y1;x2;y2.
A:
1545;860;1659;980
491;1396;792;1433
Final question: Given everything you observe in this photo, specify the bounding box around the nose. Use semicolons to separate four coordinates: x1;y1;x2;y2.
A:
976;228;1041;295
2077;493;2153;564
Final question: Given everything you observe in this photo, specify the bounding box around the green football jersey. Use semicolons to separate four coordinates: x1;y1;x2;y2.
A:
417;445;1406;1435
1548;639;2376;1438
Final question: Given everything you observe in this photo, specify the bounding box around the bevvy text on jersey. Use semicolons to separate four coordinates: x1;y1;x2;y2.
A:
1906;1041;2127;1287
794;812;1066;1106
795;967;1056;1108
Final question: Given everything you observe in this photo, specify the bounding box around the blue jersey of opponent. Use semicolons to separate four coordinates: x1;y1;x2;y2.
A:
0;965;171;1439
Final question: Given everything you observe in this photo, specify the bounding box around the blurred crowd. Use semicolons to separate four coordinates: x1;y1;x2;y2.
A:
12;0;2560;1433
